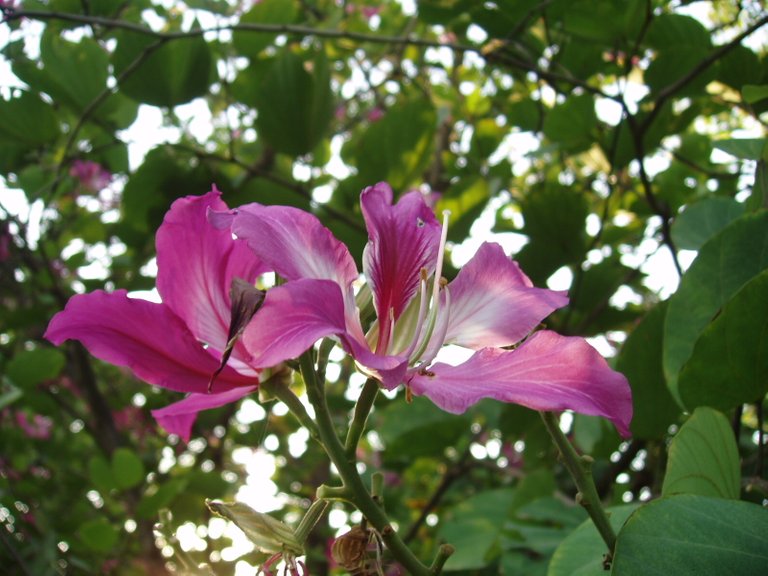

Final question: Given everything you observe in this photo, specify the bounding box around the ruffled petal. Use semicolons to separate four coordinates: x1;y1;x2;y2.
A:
361;183;442;329
443;243;568;349
151;385;258;442
156;190;268;357
44;290;256;394
241;279;350;368
210;203;359;288
408;331;632;437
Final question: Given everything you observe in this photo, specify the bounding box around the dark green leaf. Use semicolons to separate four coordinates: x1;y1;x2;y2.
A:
0;92;59;145
88;456;117;493
233;0;298;58
714;138;766;161
542;94;597;152
678;270;768;411
671;197;744;250
255;49;334;156
662;407;740;499
79;519;119;553
663;212;768;401
113;31;213;107
6;348;66;388
616;302;680;440
352;99;436;190
548;505;637;576
112;448;146;490
743;84;768;104
612;495;768;576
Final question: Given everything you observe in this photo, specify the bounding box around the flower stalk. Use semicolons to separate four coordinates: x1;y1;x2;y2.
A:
540;411;617;556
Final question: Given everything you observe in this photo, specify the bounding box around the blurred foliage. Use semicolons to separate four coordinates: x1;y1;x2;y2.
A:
0;0;766;575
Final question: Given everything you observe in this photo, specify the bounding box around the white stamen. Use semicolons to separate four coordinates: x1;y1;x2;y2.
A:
431;210;451;307
415;285;451;370
403;269;430;358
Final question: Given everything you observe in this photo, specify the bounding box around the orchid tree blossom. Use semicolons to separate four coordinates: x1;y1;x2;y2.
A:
213;183;632;436
45;190;269;441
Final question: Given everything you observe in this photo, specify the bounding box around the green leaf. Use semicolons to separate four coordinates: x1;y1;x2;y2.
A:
512;186;588;284
616;302;680;440
0;91;59;145
112;30;213;107
233;0;298;58
136;478;187;519
678;270;768;411
663;212;768;402
6;348;66;388
548;505;637;576
671;197;744;250
352;99;437;190
646;49;716;96
254;49;334;157
207;500;303;555
436;176;492;242
743;84;768;104
439;488;515;571
377;396;470;460
79;519;119;553
612;495;768;575
714;138;766;161
745;160;767;212
662;407;740;499
40;30;109;112
542;94;597;152
88;456;117;494
112;448;145;490
0;384;22;410
645;14;712;50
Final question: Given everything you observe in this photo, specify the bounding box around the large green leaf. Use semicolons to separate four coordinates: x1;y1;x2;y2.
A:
0;91;59;146
232;0;298;58
112;30;213;107
615;302;680;440
352;99;437;191
439;488;515;571
663;212;768;402
6;348;66;388
612;495;768;576
678;270;768;411
512;186;588;284
671;197;744;250
79;519;119;553
254;49;334;157
662;407;740;499
112;448;146;491
40;30;109;112
376;396;470;460
542;94;597;152
548;505;637;576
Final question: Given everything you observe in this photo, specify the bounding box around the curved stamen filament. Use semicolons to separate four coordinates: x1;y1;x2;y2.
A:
402;268;430;359
407;211;451;364
414;284;451;371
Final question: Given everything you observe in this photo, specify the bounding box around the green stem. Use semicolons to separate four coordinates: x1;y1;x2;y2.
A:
540;412;617;555
344;378;380;458
259;377;319;441
298;351;433;576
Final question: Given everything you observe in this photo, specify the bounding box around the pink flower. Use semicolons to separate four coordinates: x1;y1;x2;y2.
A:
212;183;632;435
69;160;112;192
0;222;11;262
45;190;268;441
15;412;52;440
361;6;380;19
367;107;384;122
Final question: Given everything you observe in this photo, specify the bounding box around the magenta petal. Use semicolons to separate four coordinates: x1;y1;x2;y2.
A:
156;191;268;356
242;279;350;367
213;203;359;287
408;331;632;436
361;183;442;324
45;290;256;394
151;385;258;442
444;243;568;348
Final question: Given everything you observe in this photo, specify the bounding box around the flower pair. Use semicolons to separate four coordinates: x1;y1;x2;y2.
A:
46;184;632;440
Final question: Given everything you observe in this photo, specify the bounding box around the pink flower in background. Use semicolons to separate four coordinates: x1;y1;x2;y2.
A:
69;160;112;193
213;182;633;435
15;412;53;440
361;6;381;19
0;222;11;262
367;107;384;122
46;190;268;441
